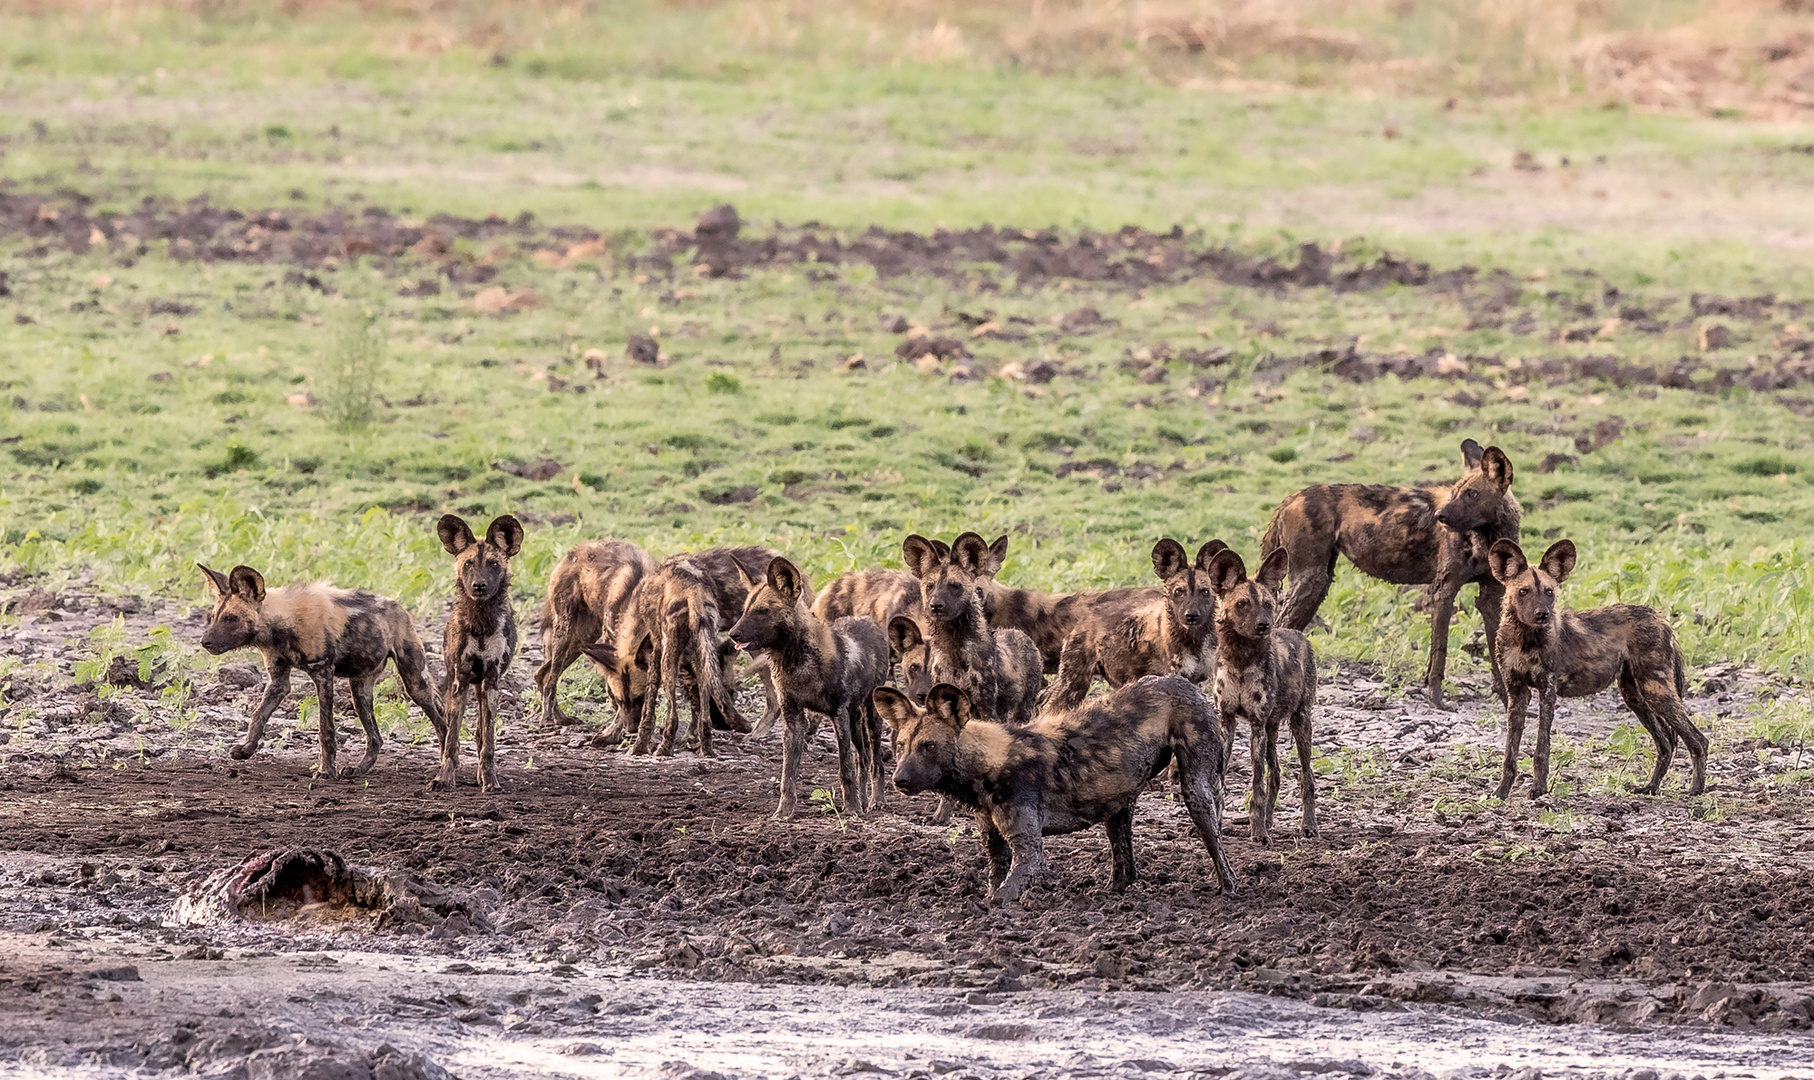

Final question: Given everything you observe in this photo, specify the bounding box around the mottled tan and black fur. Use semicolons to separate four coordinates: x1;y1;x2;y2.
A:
688;545;807;739
434;514;523;793
729;557;889;819
1262;438;1521;707
874;676;1236;903
812;567;920;630
972;532;1156;674
1206;548;1318;844
198;564;443;778
1488;539;1708;799
532;540;655;729
1044;538;1226;711
626;555;739;757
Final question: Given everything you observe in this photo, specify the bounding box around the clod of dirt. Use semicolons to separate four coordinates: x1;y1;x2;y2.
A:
495;457;565;482
1537;452;1579;473
695;203;741;242
173;848;482;933
627;334;661;364
1700;323;1732;350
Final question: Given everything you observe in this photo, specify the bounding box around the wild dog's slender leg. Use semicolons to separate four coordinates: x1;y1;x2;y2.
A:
1217;702;1242;780
829;703;862;814
1177;740;1236;895
1662;697;1709;797
692;671;715;759
1263;715;1284;838
631;640;661;756
774;705;807;821
1530;678;1558;798
476;679;499;794
1291;698;1317;838
434;681;466;790
991;803;1049;904
656;630;684;757
342;675;383;779
981;816;1013;891
310;671;339;776
231;660;294;761
1474;576;1508;704
533;610;597;729
1247;714;1271;844
1619;669;1677;796
1277;550;1335;634
1423;571;1462;711
1495;686;1529;799
393;650;446;742
1039;629;1095;713
863;697;886;811
931;795;955;825
1106;807;1137;892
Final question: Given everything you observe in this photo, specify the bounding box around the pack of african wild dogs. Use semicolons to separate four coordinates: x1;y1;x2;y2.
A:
195;439;1708;903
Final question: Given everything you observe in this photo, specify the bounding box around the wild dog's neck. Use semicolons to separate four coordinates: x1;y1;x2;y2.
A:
1158;597;1212;653
1504;613;1555;655
454;584;511;627
927;592;990;654
935;722;1010;810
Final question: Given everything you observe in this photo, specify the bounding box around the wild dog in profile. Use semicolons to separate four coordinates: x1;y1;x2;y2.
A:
1043;538;1227;711
532;540;655;730
813;567;921;629
901;533;1044;823
968;533;1157;673
627;555;738;757
434;514;524;793
198;564;443;778
728;557;889;819
1262;439;1521;708
1206;548;1318;844
686;545;805;739
873;676;1236;903
1488;539;1708;798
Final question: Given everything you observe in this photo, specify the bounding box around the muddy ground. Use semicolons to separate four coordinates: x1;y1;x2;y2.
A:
3;580;1814;1077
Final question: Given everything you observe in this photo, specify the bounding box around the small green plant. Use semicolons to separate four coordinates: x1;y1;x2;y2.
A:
319;305;386;433
808;787;848;832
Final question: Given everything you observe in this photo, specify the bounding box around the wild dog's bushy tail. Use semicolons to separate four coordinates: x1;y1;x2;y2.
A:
1674;633;1688;699
1260;500;1287;559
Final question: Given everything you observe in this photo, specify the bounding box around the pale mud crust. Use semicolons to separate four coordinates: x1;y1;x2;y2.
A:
3;584;1814;1076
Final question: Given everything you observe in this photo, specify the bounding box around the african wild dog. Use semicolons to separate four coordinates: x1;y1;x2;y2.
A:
728;557;889;819
873;676;1236;903
625;555;738;757
812;567;921;629
968;532;1156;673
686;545;806;738
901;533;1044;725
1262;438;1521;708
1043;538;1227;711
532;540;655;730
1205;548;1318;844
198;564;443;778
1488;539;1708;799
434;514;524;793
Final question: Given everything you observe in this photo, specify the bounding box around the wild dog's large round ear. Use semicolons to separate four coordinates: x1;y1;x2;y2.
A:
198;563;230;599
226;565;266;604
1460;438;1486;469
1256;547;1290;594
984;534;1009;577
901;534;940;578
579;640;617;668
1205;548;1247;596
871;687;916;731
952;532;990;575
437;514;476;556
1540;539;1577;585
1481;446;1514;489
1487;539;1527;584
887;615;923;657
766;556;807;601
485;514;525;557
930;538;951;561
1150;537;1187;579
926;683;971;728
632;632;655;671
1194;540;1230;570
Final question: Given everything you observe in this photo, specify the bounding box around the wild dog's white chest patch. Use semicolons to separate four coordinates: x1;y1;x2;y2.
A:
1215;667;1267;718
1173;648;1208;680
464;631;510;665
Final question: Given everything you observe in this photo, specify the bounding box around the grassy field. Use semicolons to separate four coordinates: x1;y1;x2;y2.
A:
2;1;1813;733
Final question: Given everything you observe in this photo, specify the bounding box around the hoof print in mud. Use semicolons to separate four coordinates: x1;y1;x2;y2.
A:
173;847;483;935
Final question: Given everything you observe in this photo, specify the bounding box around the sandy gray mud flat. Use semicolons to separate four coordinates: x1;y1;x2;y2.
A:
3;582;1814;1077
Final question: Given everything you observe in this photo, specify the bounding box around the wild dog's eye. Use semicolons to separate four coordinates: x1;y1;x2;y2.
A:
1235;599;1248;609
1519;587;1530;596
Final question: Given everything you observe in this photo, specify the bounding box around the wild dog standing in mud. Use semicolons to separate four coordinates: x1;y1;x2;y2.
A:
686;545;804;739
1205;548;1318;844
1262;438;1521;709
531;540;655;730
627;555;738;758
434;514;524;793
1487;539;1709;799
1043;538;1227;712
873;676;1236;903
198;564;444;778
728;557;889;819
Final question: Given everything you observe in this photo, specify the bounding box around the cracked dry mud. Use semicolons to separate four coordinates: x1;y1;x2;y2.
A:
2;580;1813;1078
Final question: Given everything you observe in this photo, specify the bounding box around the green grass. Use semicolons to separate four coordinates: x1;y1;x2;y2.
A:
2;3;1812;694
